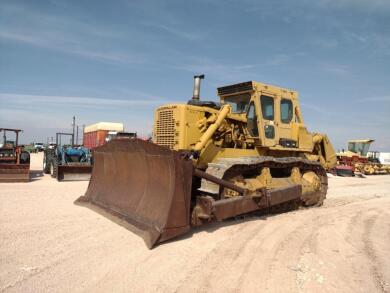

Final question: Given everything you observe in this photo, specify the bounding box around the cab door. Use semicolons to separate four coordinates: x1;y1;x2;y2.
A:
258;93;278;147
277;97;294;143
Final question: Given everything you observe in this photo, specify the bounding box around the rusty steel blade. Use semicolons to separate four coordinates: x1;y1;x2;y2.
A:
57;165;92;181
75;139;193;248
0;163;30;182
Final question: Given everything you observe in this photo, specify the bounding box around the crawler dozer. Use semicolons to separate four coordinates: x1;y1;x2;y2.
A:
0;128;30;182
76;75;336;248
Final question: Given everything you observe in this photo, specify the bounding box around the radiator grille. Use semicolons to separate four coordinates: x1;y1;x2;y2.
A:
155;109;176;149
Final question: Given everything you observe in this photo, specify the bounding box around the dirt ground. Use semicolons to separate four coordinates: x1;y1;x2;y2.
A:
1;153;390;293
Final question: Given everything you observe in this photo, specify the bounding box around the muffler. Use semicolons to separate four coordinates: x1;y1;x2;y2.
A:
192;74;205;101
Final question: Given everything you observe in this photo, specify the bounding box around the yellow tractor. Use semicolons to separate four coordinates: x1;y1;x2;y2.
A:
76;75;336;248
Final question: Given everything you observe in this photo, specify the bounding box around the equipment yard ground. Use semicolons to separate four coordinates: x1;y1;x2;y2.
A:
1;153;390;293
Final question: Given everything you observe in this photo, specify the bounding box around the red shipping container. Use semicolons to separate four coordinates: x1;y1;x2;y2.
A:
83;122;124;149
83;130;108;149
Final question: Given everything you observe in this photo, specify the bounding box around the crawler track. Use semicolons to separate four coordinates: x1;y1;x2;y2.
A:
200;156;328;206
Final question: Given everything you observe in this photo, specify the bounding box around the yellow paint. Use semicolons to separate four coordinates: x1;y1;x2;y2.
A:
153;80;336;170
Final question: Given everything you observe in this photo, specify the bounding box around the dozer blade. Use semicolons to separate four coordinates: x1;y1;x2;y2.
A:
0;163;30;182
75;139;193;248
57;165;92;181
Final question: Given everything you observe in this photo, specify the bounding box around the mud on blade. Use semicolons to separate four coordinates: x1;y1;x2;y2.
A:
75;139;193;248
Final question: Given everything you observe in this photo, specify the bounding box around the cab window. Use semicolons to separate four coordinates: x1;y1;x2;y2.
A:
280;99;293;123
224;93;251;113
260;95;274;120
247;102;258;136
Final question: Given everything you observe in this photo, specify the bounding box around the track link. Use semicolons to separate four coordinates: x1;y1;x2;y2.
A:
199;156;328;206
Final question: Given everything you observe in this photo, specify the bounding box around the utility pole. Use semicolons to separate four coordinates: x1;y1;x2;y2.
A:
76;125;79;145
82;124;85;145
72;116;75;146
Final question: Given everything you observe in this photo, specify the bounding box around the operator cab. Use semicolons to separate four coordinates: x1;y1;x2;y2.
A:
347;139;374;156
219;81;304;149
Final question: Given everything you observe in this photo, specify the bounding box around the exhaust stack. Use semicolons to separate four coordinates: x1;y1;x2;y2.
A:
192;74;205;101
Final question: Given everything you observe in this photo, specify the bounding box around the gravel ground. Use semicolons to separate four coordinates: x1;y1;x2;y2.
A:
1;153;389;293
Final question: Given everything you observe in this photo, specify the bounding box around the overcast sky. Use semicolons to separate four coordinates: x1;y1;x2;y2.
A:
1;0;389;150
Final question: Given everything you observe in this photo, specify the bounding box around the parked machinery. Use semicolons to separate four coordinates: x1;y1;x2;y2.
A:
76;75;336;248
0;128;30;182
337;139;390;175
43;132;92;181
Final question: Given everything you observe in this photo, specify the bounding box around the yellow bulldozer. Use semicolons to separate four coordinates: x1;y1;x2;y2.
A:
76;75;336;248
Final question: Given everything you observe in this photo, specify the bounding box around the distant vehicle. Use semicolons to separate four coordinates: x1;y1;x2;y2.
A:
368;151;390;165
105;131;137;142
43;133;92;181
34;143;45;152
0;128;30;182
337;139;390;175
